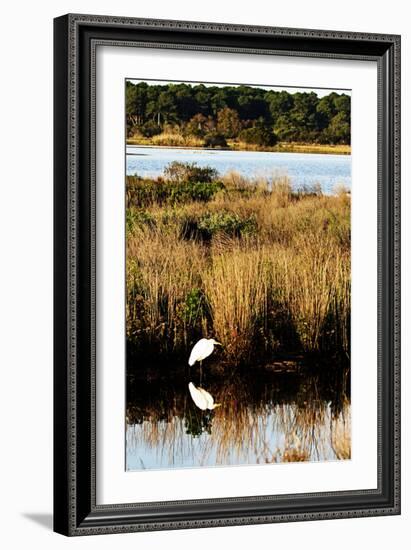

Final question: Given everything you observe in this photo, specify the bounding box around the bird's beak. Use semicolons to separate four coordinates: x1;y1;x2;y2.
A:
215;341;222;346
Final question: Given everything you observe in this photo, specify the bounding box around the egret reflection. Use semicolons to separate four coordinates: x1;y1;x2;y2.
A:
188;382;221;410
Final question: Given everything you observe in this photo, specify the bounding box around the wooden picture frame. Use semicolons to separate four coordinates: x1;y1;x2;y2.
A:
53;13;400;536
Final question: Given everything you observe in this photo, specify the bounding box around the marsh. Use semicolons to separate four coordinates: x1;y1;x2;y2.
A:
125;81;351;471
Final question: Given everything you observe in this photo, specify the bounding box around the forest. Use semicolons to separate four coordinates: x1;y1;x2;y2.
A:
126;80;351;149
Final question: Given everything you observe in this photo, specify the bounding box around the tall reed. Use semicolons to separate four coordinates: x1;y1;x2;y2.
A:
127;222;208;355
204;241;269;363
279;231;350;353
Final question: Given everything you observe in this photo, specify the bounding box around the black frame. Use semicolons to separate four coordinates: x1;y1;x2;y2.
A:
54;13;401;536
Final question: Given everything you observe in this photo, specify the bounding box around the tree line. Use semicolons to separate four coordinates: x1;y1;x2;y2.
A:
126;80;351;146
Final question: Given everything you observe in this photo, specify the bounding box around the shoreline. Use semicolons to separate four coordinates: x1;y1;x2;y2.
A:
126;140;351;156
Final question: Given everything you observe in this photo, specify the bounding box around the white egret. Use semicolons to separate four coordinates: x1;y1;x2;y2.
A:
188;382;221;411
188;338;221;367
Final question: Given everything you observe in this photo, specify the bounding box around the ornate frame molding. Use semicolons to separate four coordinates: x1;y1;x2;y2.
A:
54;14;401;536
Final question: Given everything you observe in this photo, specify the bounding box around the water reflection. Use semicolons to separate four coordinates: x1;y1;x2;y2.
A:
126;366;350;470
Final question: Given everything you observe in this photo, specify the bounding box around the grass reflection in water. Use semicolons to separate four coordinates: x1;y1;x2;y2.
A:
126;365;350;470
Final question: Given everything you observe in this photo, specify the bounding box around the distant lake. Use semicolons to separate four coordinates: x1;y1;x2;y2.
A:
126;146;351;194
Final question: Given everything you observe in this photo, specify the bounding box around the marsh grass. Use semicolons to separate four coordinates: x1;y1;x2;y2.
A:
280;232;350;352
151;132;204;148
127;224;209;355
126;164;350;368
204;243;270;362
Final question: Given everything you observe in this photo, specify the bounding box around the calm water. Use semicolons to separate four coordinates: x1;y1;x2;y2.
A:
126;368;350;471
126;146;351;194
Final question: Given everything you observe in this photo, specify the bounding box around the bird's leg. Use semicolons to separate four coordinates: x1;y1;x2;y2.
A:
200;361;203;385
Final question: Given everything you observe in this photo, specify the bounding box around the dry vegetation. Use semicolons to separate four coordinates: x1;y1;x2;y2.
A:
126;163;351;368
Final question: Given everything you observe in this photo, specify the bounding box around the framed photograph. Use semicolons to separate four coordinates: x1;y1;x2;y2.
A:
53;14;401;536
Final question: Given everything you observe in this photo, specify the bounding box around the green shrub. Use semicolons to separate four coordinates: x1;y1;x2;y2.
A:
126;208;155;233
165;181;224;205
184;114;212;137
140;121;162;137
197;211;257;238
239;126;277;147
126;176;224;207
126;176;166;207
203;132;228;148
164;161;218;183
182;288;207;325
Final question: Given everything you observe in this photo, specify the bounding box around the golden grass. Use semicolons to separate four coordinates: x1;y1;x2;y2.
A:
127;132;204;148
279;232;350;352
127;223;208;352
272;142;351;155
204;243;269;362
227;139;350;154
151;132;204;147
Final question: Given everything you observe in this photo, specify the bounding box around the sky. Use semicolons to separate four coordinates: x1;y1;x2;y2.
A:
126;78;351;97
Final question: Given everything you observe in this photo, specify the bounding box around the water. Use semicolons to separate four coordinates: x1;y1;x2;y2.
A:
126;368;350;471
126;146;351;194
